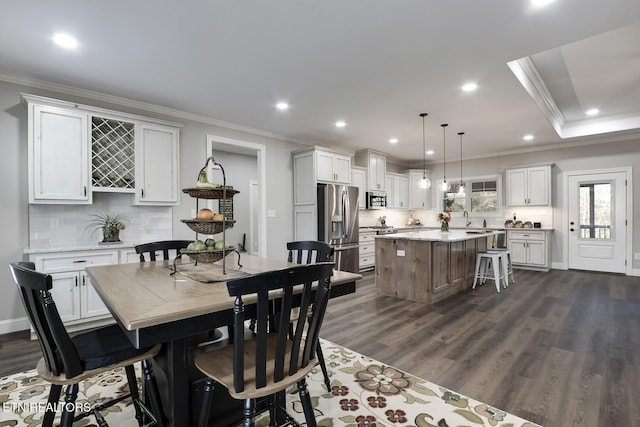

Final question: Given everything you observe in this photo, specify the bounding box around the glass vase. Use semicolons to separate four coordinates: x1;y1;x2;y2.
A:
440;221;449;233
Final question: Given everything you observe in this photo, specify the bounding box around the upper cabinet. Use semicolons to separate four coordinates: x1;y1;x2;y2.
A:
408;169;432;209
293;148;352;205
350;166;367;210
354;149;387;191
135;123;180;205
315;149;351;184
386;172;409;209
24;94;181;206
29;104;91;204
505;165;552;206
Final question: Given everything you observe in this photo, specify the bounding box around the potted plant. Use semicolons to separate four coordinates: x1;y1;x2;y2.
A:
87;213;127;243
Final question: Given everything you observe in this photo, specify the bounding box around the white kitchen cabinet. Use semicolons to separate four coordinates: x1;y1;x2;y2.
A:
359;230;376;271
408;169;432;209
505;165;551;206
316;150;351;184
30;250;119;333
506;229;552;271
351;167;367;210
135;122;180;205
24;93;181;206
354;149;386;191
28;103;91;204
386;173;409;208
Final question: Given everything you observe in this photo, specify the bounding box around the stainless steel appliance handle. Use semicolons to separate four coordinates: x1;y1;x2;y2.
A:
342;189;349;237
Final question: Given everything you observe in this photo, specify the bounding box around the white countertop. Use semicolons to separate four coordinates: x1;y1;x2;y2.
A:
375;229;504;242
24;241;137;254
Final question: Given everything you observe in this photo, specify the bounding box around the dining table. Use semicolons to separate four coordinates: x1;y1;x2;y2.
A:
85;254;362;427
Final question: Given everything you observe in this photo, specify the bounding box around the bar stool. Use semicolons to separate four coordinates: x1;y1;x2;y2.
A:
472;252;507;293
487;248;515;285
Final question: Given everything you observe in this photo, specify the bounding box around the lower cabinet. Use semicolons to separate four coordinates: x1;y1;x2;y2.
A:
29;249;121;333
359;231;376;271
506;229;552;271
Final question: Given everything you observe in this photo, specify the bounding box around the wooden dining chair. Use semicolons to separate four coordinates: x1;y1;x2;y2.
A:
194;262;334;427
9;261;167;427
134;240;192;262
287;240;334;391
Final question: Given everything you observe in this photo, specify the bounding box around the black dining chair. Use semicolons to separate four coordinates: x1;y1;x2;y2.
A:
134;239;193;262
286;240;334;391
9;261;167;427
194;262;334;427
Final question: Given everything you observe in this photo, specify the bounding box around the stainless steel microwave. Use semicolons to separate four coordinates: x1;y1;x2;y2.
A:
366;191;387;209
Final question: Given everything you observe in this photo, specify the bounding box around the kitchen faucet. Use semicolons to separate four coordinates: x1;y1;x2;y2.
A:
463;210;471;227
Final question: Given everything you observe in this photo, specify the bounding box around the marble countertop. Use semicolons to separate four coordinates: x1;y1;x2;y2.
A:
374;228;504;242
24;241;137;254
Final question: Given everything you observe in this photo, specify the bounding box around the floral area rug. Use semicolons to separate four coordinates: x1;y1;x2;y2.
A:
0;339;541;427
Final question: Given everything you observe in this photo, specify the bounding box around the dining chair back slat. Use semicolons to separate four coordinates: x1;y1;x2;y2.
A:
135;240;192;262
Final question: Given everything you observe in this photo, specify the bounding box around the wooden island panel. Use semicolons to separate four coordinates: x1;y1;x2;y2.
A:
375;230;503;304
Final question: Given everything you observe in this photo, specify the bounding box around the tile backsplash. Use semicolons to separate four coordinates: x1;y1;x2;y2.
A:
28;193;172;248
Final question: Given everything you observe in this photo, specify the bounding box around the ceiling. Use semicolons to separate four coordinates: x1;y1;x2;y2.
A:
1;1;639;165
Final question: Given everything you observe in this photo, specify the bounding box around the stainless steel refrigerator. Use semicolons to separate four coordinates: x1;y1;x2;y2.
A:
317;184;359;273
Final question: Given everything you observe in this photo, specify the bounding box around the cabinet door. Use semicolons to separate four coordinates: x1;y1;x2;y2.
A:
409;171;430;209
50;272;82;323
396;176;409;208
333;154;351;184
368;153;386;190
80;272;111;318
351;168;367;210
527;167;550;206
135;123;180;205
316;151;336;182
506;168;527;206
31;105;90;204
508;240;528;264
386;175;395;207
526;240;546;265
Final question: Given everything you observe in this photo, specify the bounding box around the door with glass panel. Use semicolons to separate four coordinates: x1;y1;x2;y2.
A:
567;171;627;273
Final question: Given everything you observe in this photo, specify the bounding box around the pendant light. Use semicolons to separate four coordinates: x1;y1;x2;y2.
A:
457;132;466;196
439;123;450;191
418;113;431;189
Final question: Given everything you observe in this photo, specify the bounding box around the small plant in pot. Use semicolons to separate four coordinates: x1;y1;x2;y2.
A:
87;213;127;243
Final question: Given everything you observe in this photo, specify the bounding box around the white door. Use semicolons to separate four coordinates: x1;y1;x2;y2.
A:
567;171;627;273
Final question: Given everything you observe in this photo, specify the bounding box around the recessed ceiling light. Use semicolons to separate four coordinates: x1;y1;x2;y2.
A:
462;82;478;92
275;102;289;110
586;108;599;116
335;121;346;128
531;0;555;6
52;33;78;49
389;138;399;144
523;134;534;141
426;150;434;155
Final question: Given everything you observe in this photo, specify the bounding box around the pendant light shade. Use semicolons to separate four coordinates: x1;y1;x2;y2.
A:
439;123;450;192
419;113;431;189
457;132;466;196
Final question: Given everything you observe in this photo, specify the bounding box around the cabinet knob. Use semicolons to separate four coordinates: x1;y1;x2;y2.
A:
570;228;575;232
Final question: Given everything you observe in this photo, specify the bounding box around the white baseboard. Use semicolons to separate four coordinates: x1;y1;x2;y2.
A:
0;318;30;335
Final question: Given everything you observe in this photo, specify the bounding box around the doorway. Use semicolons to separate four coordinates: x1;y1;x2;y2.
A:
566;168;631;273
206;135;267;257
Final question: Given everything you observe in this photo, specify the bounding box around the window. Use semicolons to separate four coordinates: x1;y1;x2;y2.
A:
441;177;500;215
471;181;497;213
579;182;612;239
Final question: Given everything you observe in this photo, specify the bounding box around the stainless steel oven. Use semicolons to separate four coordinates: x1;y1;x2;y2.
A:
365;191;387;209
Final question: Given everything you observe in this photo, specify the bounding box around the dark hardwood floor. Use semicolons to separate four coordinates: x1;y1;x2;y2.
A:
320;268;640;427
2;268;639;426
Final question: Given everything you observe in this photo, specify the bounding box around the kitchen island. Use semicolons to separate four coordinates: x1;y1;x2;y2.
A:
375;229;504;304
